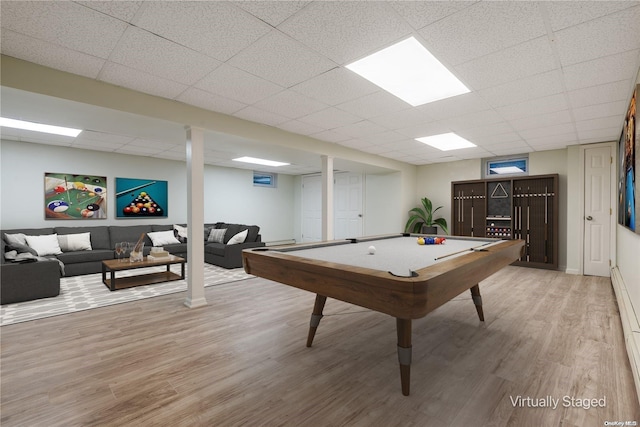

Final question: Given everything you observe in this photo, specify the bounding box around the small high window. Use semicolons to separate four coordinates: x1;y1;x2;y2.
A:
253;171;277;188
484;155;528;178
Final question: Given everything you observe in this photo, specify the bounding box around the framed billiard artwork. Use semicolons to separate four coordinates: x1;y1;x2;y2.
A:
44;173;107;219
116;177;168;218
618;84;637;233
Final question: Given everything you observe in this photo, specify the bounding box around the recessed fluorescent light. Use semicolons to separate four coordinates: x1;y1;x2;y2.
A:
232;156;290;167
415;133;477;151
490;166;524;174
0;117;82;137
345;37;469;106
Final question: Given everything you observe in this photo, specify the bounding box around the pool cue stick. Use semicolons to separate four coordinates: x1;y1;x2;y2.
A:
526;187;530;262
544;186;548;263
64;176;72;205
115;181;157;198
434;242;494;261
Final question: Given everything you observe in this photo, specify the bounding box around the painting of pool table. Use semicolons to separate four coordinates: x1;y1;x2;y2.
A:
44;173;107;219
116;177;168;218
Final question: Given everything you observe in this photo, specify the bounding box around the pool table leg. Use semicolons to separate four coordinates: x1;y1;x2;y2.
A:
470;284;484;321
306;294;327;347
396;318;412;396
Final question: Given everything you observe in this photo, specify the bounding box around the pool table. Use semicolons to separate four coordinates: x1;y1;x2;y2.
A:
242;234;525;396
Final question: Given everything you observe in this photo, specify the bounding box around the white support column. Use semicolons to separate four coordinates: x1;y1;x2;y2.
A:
321;155;334;241
184;126;207;308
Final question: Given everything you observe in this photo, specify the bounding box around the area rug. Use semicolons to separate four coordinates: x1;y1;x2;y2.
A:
0;264;252;326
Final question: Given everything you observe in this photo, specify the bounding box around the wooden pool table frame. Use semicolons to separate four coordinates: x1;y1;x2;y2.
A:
242;234;525;396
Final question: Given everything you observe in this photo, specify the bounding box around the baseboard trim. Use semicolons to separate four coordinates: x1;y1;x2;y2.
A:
611;266;640;404
564;267;579;275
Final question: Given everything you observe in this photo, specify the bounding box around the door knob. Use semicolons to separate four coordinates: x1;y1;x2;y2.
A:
586;215;593;221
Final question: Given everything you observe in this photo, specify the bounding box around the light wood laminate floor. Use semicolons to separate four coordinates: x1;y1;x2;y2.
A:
1;266;638;426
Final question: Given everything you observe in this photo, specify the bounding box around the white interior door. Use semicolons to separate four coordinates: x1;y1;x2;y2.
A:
334;173;363;239
584;146;612;277
301;175;322;242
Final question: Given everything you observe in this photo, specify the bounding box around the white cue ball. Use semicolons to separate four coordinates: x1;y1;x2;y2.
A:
368;245;376;255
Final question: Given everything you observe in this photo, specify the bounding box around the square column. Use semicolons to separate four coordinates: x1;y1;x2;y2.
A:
321;155;334;241
185;126;207;308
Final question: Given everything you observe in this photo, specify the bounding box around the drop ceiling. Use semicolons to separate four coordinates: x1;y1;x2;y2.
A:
1;1;639;174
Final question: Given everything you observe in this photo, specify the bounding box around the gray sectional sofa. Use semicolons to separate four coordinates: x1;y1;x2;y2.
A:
1;222;264;304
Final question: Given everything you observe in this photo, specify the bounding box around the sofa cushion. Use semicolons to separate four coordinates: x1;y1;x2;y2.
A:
148;230;181;246
228;229;248;245
3;233;38;257
25;234;62;256
56;249;114;264
173;224;188;242
57;232;92;252
109;225;153;248
56;226;111;250
204;243;226;257
207;228;227;243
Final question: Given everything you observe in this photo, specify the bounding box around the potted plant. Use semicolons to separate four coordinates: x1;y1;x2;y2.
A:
404;197;449;234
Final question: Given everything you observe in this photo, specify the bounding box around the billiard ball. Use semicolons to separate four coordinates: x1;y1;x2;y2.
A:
94;187;102;193
93;178;101;184
81;209;94;217
140;192;147;197
136;202;144;208
88;192;96;197
131;206;140;214
123;206;132;214
417;237;425;245
47;200;69;213
368;245;376;255
148;207;156;214
86;203;100;211
54;185;66;193
143;202;151;208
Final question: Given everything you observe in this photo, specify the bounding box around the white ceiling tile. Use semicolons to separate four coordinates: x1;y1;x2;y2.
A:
332;121;388;139
390;1;476;30
572;101;629;122
252;90;328;120
454;36;557;90
291;67;379;106
127;138;178;150
575;116;623;133
470;132;525;146
176;88;247;115
526;132;580;147
457;122;516;139
234;106;289;127
480;140;530;151
488;146;535;156
278;1;412;64
195;64;283;105
562;49;640;91
109;27;221;85
361;144;395;155
116;145;164;155
298;107;361;129
363;131;408;145
495;94;569;121
397;122;454;139
0;29;105;79
336;91;410;120
369;108;436;129
338;139;376;150
417;92;491;121
310;130;351;143
75;1;143;22
544;1;638;32
132;1;271;61
418;1;546;66
277;120;325;136
554;6;640;66
567;80;634;109
0;1;127;58
234;1;310;27
518;123;576;139
477;70;564;108
508;110;573;132
440;110;505;132
228;30;336;88
99;62;188;99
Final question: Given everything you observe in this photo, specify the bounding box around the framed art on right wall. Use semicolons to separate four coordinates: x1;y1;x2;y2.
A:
619;84;638;233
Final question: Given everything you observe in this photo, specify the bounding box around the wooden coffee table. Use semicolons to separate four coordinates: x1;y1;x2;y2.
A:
101;255;186;291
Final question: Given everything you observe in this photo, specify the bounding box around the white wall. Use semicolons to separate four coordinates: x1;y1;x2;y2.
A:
364;172;403;235
0;139;295;242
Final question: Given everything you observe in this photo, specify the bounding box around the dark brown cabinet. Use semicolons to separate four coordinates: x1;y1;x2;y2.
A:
452;174;558;269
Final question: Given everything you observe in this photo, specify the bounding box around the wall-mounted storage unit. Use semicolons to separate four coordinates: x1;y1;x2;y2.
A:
452;174;558;269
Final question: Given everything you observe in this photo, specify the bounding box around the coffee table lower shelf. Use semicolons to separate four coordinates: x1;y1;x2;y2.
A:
101;256;186;291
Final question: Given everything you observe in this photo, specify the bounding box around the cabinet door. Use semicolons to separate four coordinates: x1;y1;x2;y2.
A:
452;182;486;237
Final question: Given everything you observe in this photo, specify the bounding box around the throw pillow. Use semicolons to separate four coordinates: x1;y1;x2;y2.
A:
4;233;28;246
57;232;92;252
147;230;181;247
227;229;248;245
207;228;227;244
24;234;63;256
174;224;188;243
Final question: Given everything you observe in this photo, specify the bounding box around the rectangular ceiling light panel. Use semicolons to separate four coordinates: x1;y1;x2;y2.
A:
232;156;290;167
345;37;469;106
0;117;82;137
415;133;477;151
